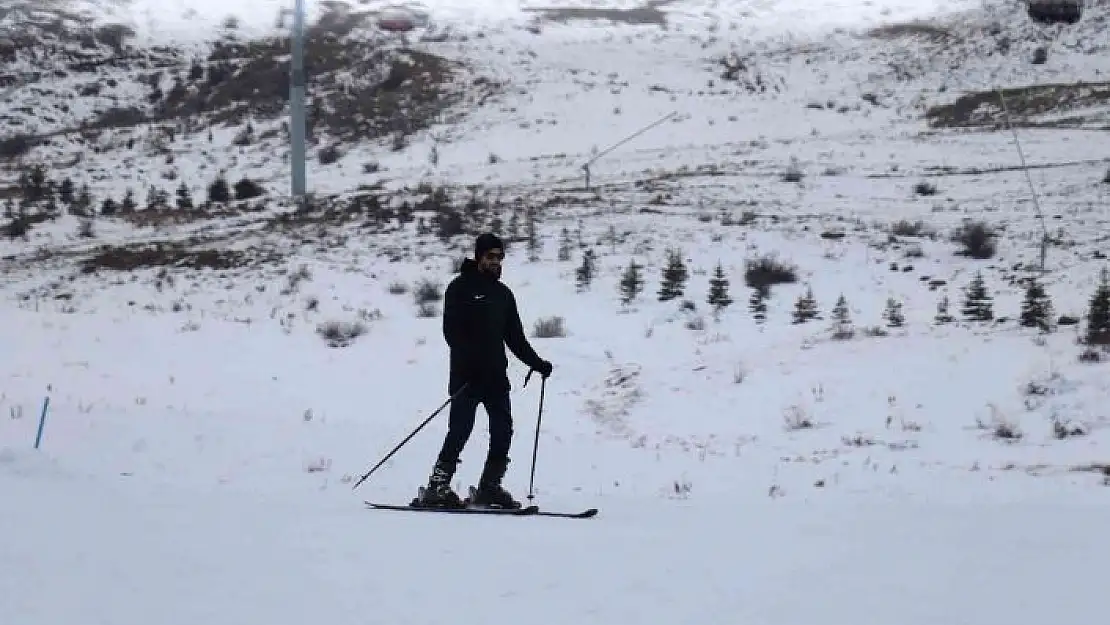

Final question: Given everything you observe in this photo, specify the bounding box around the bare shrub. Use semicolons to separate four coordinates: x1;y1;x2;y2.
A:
412;278;442;305
783;405;814;430
416;302;439;317
532;315;566;338
1052;418;1087;440
316;320;367;347
1078;346;1103;363
387;281;408;295
952;221;997;259
744;254;798;290
912;181;938;196
890;219;930;237
976;404;1021;441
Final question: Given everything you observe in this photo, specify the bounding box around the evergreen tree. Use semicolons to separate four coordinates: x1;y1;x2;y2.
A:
575;249;596;292
1019;277;1053;332
658;248;689;302
619;259;644;306
176;182;193;210
706;262;733;317
749;286;768;324
831;294;853;338
526;207;540;262
792;285;819;324
1085;268;1110;345
74;184;93;216
507;208;521;240
208;174;230;204
961;271;993;321
883;297;905;328
147;185;169;210
100;196;118;216
934;294;954;324
58;177;75;205
120;188;137;213
557;227;573;261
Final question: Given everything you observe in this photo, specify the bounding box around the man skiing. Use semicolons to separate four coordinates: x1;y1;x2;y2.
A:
415;232;554;509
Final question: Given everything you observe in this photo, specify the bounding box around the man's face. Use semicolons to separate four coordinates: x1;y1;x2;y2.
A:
477;248;503;279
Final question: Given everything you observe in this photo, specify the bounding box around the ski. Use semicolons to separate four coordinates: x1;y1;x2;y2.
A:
365;501;597;518
535;508;598;519
365;501;539;515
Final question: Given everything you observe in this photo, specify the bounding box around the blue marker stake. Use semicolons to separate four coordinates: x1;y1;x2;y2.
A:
34;396;50;450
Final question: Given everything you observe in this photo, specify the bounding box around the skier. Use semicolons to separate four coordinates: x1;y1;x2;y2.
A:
415;232;554;509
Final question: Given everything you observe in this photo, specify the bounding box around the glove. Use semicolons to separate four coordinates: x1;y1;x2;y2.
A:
534;359;553;379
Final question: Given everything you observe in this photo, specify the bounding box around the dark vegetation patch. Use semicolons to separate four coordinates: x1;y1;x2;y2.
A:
79;243;272;273
522;0;675;27
1;2;485;157
925;82;1110;129
865;21;955;42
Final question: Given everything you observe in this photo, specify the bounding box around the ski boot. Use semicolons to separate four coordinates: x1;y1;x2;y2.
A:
411;462;465;509
467;457;522;509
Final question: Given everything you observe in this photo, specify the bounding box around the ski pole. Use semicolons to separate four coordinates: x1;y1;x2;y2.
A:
526;375;546;503
351;383;468;491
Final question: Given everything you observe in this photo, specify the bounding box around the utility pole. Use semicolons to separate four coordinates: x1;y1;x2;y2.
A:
290;0;307;206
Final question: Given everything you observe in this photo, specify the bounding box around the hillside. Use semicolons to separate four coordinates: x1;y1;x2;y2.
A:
2;1;1110;624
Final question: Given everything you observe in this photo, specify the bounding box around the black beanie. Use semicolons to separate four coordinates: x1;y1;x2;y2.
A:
475;232;504;258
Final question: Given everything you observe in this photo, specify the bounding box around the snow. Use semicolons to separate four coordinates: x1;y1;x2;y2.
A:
4;0;1110;623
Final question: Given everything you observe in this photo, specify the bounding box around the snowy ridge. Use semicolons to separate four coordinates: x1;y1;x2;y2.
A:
3;1;1110;624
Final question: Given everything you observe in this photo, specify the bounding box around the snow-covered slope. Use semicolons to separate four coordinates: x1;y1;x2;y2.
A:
3;1;1110;624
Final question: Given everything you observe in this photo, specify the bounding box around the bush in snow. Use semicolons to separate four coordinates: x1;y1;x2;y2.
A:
412;278;442;306
743;254;797;291
316;320;367;348
952;220;997;259
532;315;566;338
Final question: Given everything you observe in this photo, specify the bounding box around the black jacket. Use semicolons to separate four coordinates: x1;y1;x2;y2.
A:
443;258;544;394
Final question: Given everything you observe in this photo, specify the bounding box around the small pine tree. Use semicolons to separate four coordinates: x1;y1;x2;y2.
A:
74;184;93;216
619;259;644;306
557;227;573;261
706;262;733;318
208;174;230;204
58;177;75;205
830;294;853;338
147;185;169;210
961;271;993;321
1019;277;1053;332
883;297;905;328
176;182;193;209
658;248;689;302
525;208;540;262
120;188;137;213
575;249;596;292
749;286;768;324
507;209;521;240
100;196;118;216
1085;268;1110;345
792;286;819;324
934;294;954;324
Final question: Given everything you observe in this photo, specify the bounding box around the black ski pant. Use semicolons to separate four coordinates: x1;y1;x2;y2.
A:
436;385;513;477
